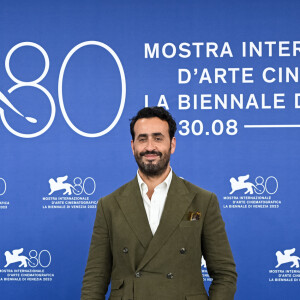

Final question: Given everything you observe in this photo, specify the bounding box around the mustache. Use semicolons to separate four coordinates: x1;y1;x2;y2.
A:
140;150;162;157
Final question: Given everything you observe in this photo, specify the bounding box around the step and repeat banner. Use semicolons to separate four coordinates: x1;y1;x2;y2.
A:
0;0;299;299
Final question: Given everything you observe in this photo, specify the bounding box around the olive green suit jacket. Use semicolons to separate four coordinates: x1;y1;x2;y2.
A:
81;173;237;300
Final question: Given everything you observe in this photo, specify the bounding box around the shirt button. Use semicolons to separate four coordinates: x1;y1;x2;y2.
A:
135;272;142;278
123;247;128;254
166;273;174;279
180;247;186;254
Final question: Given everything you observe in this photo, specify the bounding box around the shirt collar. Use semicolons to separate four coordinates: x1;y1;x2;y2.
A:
137;167;173;194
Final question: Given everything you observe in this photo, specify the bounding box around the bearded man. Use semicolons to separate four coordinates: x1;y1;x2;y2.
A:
81;106;237;300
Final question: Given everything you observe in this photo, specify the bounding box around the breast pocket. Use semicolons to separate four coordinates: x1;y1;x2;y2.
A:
178;220;203;250
179;220;202;228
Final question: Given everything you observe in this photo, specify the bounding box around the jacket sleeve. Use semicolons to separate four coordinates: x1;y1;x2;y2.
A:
81;199;112;300
201;193;237;300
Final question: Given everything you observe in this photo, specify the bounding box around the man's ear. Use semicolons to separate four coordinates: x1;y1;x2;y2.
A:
170;137;176;154
131;140;134;155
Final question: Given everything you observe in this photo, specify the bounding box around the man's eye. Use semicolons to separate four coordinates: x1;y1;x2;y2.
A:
155;137;162;141
139;138;146;142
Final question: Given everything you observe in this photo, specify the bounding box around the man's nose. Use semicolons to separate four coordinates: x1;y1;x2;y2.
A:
145;139;156;151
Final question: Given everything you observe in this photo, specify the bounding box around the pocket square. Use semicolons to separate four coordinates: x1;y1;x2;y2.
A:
188;211;201;221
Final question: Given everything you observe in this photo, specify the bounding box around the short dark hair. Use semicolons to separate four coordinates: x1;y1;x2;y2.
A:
130;106;177;140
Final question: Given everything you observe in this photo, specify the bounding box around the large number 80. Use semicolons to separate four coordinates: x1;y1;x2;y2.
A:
0;41;126;138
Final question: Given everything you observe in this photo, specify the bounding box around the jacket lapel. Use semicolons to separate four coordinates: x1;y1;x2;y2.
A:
137;173;196;271
116;177;153;249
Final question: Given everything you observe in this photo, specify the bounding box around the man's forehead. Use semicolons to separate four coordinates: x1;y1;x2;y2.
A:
134;117;169;134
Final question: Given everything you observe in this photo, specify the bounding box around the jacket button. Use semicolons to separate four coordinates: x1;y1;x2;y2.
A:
135;272;142;278
166;273;174;279
180;248;186;254
123;247;128;254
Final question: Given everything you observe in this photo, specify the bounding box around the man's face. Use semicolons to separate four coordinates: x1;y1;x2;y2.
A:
131;117;176;177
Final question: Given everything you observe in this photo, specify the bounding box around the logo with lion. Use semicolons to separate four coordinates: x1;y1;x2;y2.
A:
275;248;300;269
48;175;78;195
229;174;262;195
4;248;32;268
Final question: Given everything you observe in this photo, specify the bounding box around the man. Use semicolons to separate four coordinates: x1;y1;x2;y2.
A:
81;107;237;300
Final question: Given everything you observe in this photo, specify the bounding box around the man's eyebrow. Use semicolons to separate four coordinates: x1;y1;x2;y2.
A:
137;133;148;139
136;132;164;139
152;132;164;137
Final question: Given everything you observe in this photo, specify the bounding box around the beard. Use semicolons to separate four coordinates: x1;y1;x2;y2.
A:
134;148;171;177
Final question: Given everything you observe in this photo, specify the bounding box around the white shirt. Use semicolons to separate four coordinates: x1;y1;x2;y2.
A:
137;168;172;235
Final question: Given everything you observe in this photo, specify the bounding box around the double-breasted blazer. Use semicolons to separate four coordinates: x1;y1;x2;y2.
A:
81;172;237;300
